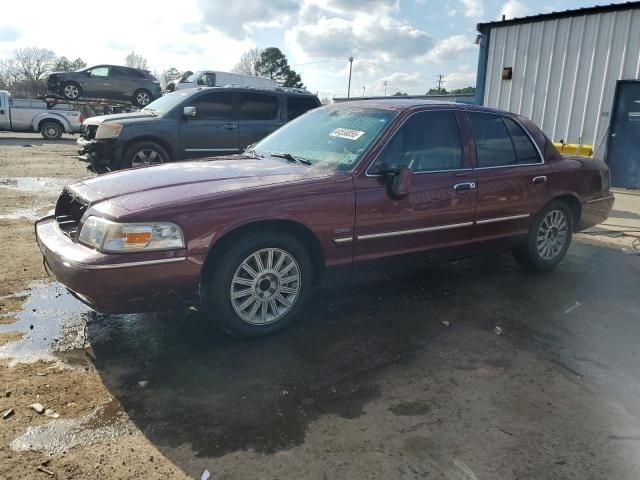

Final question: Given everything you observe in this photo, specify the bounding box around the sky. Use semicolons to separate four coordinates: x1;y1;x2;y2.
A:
0;0;629;99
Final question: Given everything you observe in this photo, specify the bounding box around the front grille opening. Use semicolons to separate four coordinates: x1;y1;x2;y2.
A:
55;190;88;240
82;125;98;140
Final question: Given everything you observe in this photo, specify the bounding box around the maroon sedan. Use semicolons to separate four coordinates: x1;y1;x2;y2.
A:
36;100;614;337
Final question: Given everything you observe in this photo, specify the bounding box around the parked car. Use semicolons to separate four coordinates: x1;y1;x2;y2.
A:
47;65;161;107
36;100;614;338
77;86;321;172
0;90;83;139
168;70;276;91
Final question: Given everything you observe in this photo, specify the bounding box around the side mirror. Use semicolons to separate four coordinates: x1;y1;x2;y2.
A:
197;78;205;85
183;106;197;118
386;166;413;199
84;71;92;76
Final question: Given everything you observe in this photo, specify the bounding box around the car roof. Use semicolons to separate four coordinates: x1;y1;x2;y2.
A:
183;86;318;97
332;99;507;115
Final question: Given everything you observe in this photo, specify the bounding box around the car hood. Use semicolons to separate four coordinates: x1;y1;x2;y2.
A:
83;111;156;126
68;156;335;212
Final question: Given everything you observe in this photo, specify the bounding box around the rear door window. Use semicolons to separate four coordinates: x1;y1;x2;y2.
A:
239;92;278;120
468;112;517;167
503;117;541;164
193;92;234;120
287;96;319;121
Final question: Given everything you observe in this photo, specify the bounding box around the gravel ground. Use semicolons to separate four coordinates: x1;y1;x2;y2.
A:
1;132;639;480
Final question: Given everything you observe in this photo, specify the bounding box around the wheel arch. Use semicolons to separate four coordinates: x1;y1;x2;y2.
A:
122;135;174;160
201;219;326;285
33;115;69;133
547;193;582;231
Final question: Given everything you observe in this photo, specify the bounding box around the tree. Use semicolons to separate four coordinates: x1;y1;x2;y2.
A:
233;48;262;76
450;86;476;94
0;47;56;97
164;67;182;82
53;56;87;72
426;87;449;95
125;51;149;70
392;91;408;96
255;47;304;88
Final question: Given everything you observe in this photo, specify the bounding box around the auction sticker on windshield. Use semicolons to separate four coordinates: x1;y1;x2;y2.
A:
330;128;365;140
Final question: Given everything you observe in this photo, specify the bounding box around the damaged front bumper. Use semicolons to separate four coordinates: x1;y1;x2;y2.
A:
77;138;122;174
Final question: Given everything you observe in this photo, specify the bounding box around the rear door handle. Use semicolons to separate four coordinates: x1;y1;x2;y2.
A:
532;176;547;184
453;182;476;191
223;123;236;130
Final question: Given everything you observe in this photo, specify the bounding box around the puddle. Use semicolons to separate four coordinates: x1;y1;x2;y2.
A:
0;177;72;194
10;401;136;454
0;207;42;220
0;282;90;364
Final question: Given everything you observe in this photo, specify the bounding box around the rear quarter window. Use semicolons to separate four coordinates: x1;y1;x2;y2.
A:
239;92;279;120
286;96;320;121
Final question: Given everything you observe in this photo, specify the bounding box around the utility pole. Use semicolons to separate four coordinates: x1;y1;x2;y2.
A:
347;56;354;98
383;80;388;96
436;74;445;94
362;86;366;97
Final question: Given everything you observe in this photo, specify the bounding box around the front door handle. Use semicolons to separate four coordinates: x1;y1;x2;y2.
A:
532;176;547;184
223;123;236;130
454;182;476;191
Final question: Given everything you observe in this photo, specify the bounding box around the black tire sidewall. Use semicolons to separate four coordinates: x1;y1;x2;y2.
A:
525;201;573;271
120;141;169;170
202;232;314;338
62;82;81;100
40;121;63;140
133;89;151;107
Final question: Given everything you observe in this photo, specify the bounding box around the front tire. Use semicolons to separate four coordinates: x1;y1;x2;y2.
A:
40;121;63;140
120;141;169;169
513;201;573;271
202;232;314;338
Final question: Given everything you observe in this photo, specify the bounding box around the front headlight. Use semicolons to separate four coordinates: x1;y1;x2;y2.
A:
79;216;185;252
95;123;124;140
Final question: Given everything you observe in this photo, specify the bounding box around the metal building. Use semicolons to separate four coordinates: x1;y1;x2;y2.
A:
475;2;640;166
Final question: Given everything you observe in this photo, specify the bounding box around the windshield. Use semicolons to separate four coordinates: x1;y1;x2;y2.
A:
253;106;397;171
142;91;194;115
185;73;200;83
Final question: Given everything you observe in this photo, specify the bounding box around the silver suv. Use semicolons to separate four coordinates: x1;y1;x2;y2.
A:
47;65;162;107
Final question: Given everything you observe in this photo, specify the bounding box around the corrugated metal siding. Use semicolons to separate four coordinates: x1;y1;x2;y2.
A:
483;8;640;158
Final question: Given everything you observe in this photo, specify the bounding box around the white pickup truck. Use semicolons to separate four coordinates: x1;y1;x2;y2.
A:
0;90;83;139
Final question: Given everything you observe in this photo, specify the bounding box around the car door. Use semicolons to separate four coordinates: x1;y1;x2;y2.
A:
466;112;551;243
179;90;239;157
0;94;9;130
352;109;477;271
110;67;133;99
237;92;283;149
81;66;111;97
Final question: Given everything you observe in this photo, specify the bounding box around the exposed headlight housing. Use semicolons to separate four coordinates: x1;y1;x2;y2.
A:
79;216;185;252
95;123;124;140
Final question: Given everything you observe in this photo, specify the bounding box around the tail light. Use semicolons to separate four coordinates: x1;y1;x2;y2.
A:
79;113;84;125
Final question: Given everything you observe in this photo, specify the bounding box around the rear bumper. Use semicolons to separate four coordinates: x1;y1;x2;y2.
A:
35;216;203;313
578;193;615;231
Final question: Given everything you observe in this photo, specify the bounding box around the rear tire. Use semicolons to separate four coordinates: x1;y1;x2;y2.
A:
61;82;82;100
119;141;169;170
513;200;573;271
40;121;63;140
133;89;152;107
201;231;314;338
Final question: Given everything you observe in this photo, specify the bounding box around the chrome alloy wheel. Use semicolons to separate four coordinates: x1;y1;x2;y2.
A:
136;91;150;105
230;248;301;325
131;148;162;167
64;84;79;99
536;209;568;261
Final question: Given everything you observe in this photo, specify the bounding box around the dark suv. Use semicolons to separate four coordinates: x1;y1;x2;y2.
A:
78;86;321;172
47;65;162;107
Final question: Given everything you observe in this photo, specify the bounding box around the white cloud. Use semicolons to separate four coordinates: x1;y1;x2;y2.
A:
287;13;434;62
0;26;21;42
197;0;299;39
497;0;529;20
421;35;476;63
368;72;427;95
461;0;484;18
445;65;477;88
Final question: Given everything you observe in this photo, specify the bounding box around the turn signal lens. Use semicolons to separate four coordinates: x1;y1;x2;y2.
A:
79;217;184;252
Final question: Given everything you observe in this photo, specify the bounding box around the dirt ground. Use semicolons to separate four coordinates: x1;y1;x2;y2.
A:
1;132;639;479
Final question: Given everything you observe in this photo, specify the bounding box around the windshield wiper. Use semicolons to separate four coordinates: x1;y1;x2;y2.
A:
270;152;311;165
143;108;158;116
244;148;264;158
